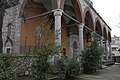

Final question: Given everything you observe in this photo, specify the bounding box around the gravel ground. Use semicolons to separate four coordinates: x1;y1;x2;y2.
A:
78;64;120;80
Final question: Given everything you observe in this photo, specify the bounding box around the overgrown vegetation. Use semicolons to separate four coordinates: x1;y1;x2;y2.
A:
56;56;81;80
31;19;81;80
31;42;61;80
0;54;17;80
31;17;61;80
82;34;103;74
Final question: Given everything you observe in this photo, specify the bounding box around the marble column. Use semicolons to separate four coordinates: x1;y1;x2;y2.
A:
108;41;112;60
106;40;109;61
54;10;62;45
77;23;84;71
78;23;84;53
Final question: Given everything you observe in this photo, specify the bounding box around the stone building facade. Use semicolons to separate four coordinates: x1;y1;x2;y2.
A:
111;36;120;63
2;0;112;61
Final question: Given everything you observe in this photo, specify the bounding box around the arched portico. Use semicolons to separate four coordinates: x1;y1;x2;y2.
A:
63;0;82;24
20;0;53;52
108;31;112;60
83;7;94;48
18;0;112;59
83;7;94;30
95;19;102;36
19;0;53;17
103;27;107;40
62;0;83;55
108;31;111;42
102;27;108;60
95;19;102;46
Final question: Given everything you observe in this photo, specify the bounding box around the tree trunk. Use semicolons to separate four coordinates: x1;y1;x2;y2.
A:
0;0;5;53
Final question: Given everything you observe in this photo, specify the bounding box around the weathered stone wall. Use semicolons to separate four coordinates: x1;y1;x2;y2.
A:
2;3;22;53
11;55;35;76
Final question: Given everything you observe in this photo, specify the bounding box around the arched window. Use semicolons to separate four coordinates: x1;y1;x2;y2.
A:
73;41;78;54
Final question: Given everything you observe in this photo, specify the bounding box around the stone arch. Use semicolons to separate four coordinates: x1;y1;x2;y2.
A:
19;0;53;17
20;0;54;52
4;37;13;47
83;7;94;30
71;0;83;22
73;41;78;54
63;0;83;37
51;0;57;9
103;27;107;40
108;31;111;42
63;0;82;23
60;0;66;10
83;7;94;48
95;18;102;36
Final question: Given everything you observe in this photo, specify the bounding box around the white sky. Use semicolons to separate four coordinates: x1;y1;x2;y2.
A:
91;0;120;37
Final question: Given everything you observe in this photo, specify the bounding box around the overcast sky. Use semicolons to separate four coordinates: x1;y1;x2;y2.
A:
91;0;120;37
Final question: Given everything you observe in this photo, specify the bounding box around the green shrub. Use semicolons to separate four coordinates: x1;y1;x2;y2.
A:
57;56;80;79
82;34;103;74
0;54;17;80
31;42;61;80
31;21;61;80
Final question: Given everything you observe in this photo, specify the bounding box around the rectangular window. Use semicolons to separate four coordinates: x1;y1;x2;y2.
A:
6;47;11;53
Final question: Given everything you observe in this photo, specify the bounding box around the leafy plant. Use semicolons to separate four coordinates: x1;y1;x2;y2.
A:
57;56;81;80
31;42;61;80
0;54;17;80
82;34;103;74
31;17;61;80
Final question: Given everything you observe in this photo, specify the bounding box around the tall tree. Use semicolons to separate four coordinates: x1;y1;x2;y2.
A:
0;0;5;53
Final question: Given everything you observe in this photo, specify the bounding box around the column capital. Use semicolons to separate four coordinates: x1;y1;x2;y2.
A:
78;23;84;29
54;10;62;16
80;23;85;26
